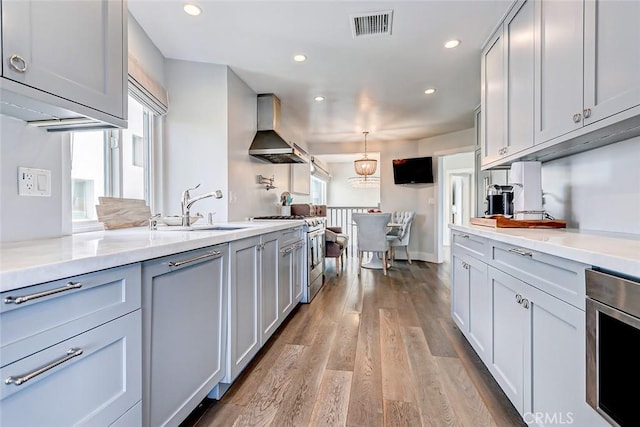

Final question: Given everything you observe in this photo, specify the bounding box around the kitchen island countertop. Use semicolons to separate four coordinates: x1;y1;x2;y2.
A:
0;220;305;293
449;224;640;278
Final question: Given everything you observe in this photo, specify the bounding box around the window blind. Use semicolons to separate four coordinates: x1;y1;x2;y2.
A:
128;54;169;116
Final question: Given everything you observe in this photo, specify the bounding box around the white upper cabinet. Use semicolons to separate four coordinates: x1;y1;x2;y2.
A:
481;27;506;165
583;0;640;125
0;0;127;129
534;0;640;145
505;0;535;156
534;0;584;144
482;0;535;166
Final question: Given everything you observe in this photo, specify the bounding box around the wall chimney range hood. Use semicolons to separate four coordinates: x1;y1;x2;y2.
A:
249;94;308;164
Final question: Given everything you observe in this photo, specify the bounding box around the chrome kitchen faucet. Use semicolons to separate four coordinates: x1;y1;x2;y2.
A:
181;184;223;226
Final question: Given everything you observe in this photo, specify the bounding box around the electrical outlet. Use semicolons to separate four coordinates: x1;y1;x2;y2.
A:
18;167;51;197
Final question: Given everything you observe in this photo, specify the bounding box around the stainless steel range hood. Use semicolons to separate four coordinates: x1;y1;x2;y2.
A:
249;94;308;164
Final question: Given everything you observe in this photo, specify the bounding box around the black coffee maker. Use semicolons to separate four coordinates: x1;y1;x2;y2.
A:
485;185;514;217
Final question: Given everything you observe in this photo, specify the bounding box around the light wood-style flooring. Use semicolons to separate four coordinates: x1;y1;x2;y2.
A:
182;256;525;427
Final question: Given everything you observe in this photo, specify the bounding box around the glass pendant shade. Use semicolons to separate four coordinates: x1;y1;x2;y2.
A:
354;156;377;176
348;175;380;188
354;131;377;176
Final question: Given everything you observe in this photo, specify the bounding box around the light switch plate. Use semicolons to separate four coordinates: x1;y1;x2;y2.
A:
18;167;51;197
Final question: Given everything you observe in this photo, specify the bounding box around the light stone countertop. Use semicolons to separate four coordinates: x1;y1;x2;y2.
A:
0;220;305;293
449;224;640;278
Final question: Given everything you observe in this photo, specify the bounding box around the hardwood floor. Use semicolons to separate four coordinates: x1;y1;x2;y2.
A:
182;257;525;427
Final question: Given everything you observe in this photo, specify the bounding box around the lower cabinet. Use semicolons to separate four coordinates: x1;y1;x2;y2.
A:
0;311;141;427
451;230;607;426
0;264;142;427
142;245;228;427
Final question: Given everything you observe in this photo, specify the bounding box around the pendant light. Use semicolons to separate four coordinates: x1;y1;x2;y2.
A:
353;131;377;176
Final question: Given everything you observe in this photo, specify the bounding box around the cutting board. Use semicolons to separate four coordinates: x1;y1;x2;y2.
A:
470;216;566;228
96;197;151;230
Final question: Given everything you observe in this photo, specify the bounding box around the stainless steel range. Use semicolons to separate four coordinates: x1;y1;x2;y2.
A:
252;215;325;303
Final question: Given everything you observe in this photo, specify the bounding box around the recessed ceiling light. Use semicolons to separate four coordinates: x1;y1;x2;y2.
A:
293;54;307;62
183;3;202;16
314;96;325;102
424;88;437;95
445;39;461;49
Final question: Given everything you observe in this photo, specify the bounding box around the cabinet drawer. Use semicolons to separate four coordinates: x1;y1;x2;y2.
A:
489;241;588;309
452;231;488;260
0;311;141;427
1;263;141;365
279;226;304;246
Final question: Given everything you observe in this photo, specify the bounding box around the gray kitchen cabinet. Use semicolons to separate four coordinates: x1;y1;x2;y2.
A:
0;0;127;129
278;238;294;320
534;0;584;144
451;229;607;425
0;263;142;427
260;232;280;346
583;0;640;126
481;0;534;167
534;0;640;144
451;232;491;364
505;0;534;156
227;236;261;382
481;26;506;165
488;266;528;413
142;245;228;427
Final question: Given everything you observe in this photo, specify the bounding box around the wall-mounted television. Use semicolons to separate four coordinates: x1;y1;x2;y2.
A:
392;157;434;184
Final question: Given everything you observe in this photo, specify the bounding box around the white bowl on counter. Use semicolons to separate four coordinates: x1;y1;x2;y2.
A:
160;215;202;226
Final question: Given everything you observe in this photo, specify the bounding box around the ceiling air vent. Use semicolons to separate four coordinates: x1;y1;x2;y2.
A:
350;10;393;38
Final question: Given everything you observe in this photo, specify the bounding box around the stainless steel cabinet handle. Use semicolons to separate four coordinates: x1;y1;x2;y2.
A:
5;348;83;386
459;234;470;239
515;294;523;304
573;113;582;123
4;282;82;305
280;247;293;254
168;250;221;267
583;108;591;119
521;298;530;309
508;248;533;257
9;54;28;72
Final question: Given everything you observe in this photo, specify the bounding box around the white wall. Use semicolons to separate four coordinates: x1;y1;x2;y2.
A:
326;161;380;207
128;13;165;86
0;115;67;242
163;60;229;220
541;135;640;235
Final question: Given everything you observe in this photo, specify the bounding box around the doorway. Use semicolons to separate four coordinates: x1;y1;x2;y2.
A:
437;151;475;253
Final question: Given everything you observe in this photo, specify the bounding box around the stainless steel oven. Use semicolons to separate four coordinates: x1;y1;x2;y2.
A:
306;227;325;302
586;269;640;427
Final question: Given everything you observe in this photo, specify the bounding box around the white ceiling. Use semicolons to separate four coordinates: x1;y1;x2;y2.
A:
128;1;512;146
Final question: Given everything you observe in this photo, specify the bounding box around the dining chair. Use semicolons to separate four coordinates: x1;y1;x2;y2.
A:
387;211;415;264
352;213;392;276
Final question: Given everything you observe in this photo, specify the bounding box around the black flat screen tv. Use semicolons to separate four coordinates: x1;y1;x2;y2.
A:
392;157;434;184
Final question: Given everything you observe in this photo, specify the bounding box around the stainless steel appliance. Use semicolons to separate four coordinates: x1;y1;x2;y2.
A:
248;94;309;164
252;215;325;303
586;269;640;426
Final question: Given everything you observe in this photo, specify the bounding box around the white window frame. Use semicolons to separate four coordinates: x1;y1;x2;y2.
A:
71;94;157;234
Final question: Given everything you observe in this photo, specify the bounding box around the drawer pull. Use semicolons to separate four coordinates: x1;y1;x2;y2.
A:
5;348;84;386
515;293;523;304
521;298;530;309
508;248;533;257
459;234;470;239
4;282;82;305
280;247;294;254
168;250;221;267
